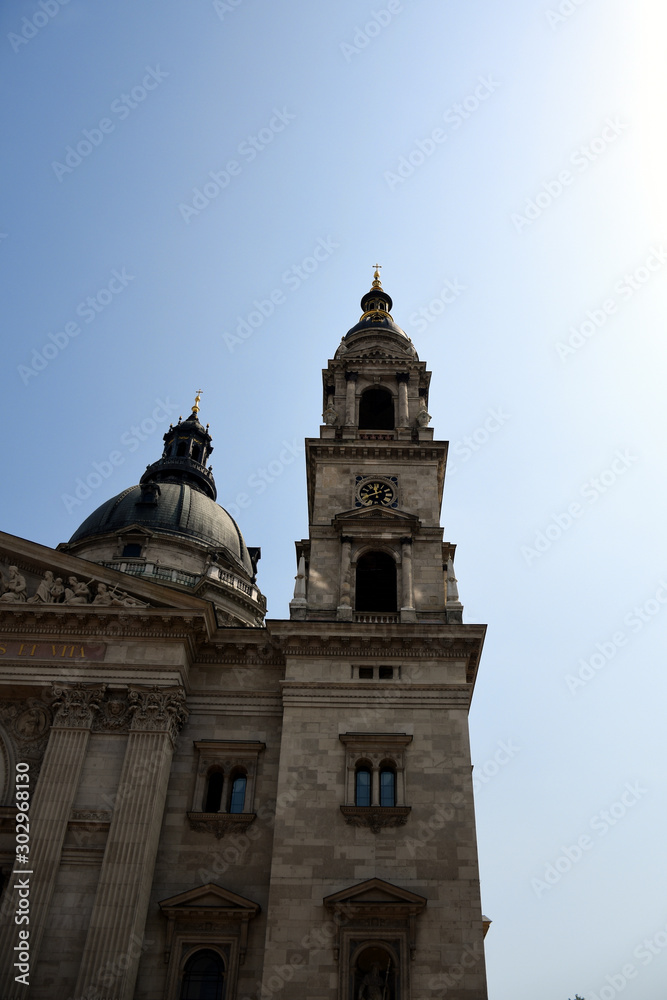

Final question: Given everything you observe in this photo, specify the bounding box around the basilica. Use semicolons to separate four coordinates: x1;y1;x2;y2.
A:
0;272;489;999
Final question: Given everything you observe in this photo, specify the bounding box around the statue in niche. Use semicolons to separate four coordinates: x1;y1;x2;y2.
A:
27;570;54;603
358;962;387;1000
0;566;27;602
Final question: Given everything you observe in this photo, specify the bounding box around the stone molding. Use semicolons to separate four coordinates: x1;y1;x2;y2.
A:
340;805;411;833
186;811;257;839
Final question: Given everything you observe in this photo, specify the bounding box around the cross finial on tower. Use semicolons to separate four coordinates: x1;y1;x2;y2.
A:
372;264;382;289
192;389;203;415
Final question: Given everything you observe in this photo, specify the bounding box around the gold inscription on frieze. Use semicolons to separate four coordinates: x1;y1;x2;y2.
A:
0;641;106;660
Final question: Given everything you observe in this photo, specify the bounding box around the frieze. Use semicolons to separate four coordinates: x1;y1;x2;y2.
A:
0;561;150;608
0;640;106;661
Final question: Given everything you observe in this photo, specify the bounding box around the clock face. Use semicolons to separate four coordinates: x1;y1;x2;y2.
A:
358;480;396;506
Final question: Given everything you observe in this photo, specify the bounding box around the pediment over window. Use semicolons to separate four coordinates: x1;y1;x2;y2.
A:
159;883;261;964
159;882;260;918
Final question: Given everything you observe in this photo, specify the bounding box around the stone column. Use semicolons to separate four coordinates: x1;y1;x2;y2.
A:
73;687;187;1000
400;537;416;622
396;372;410;427
0;686;103;1000
344;372;358;426
337;536;353;621
371;765;380;807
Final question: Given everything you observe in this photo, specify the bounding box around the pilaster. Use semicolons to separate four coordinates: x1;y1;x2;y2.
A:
0;685;103;999
73;687;187;1000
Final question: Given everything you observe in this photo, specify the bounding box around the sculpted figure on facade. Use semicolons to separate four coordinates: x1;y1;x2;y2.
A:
27;569;54;603
64;576;93;604
0;565;27;602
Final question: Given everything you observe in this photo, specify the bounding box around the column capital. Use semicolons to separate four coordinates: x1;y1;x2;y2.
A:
341;536;354;545
52;684;105;729
345;371;359;382
128;686;188;742
400;536;413;547
396;372;410;383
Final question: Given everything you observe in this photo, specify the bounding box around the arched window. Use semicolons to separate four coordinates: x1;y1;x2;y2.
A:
355;552;397;612
177;442;188;457
355;766;371;807
192;444;201;462
180;949;225;1000
380;765;396;807
203;771;223;813
228;771;247;814
359;387;394;430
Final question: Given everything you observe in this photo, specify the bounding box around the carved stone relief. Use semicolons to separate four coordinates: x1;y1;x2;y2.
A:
0;561;150;608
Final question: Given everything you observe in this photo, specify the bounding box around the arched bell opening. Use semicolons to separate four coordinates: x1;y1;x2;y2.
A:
358;387;395;430
355;551;397;613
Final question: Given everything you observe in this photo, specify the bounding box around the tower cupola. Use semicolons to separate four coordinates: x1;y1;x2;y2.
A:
141;391;216;500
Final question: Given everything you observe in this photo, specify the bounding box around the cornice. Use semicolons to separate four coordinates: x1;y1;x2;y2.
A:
0;606;211;643
305;439;447;461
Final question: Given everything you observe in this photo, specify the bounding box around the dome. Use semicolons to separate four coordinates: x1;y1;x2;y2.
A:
68;481;253;576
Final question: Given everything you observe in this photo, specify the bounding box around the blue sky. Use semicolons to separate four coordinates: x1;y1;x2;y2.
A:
3;1;667;997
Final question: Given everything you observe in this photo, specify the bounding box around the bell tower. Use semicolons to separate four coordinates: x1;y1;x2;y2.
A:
290;268;463;626
263;271;488;999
